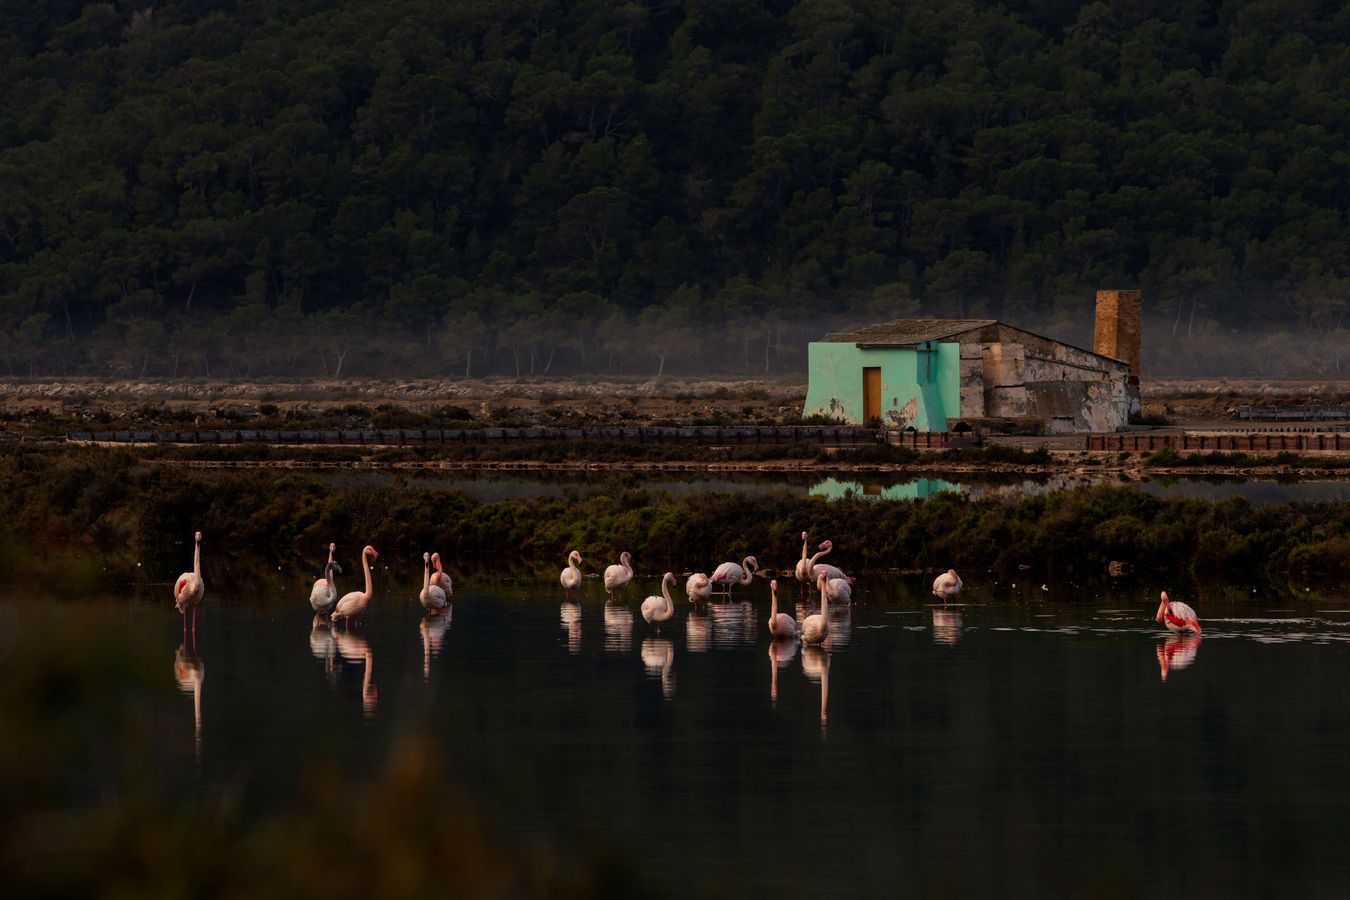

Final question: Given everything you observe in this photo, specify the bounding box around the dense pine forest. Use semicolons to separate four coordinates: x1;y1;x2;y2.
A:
4;0;1350;378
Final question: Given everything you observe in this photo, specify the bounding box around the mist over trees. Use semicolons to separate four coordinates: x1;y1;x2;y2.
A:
3;0;1350;378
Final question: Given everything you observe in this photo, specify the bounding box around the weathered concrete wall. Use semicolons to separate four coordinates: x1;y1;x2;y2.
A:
1093;289;1142;376
960;326;1131;432
803;342;960;429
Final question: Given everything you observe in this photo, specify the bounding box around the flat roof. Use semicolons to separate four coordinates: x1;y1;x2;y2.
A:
820;318;998;347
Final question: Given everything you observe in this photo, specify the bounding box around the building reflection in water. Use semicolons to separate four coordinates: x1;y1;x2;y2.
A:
809;477;959;501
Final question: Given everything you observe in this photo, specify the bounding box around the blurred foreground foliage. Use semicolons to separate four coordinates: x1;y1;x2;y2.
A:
0;608;646;898
3;446;1350;583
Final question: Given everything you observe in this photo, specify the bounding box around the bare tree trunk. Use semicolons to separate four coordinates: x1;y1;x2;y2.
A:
465;349;472;378
543;345;556;374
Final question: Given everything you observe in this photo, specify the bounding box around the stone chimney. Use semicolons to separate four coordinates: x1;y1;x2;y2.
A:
1094;289;1142;423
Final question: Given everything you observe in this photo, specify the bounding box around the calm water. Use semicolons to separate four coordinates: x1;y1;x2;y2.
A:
16;557;1350;896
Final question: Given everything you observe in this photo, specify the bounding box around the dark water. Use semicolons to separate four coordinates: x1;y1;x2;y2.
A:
15;557;1350;896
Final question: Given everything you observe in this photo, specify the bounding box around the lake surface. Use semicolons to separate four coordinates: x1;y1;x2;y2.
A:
13;559;1350;895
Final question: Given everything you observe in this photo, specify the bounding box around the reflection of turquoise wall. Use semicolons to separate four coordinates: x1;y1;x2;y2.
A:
802;341;961;430
809;477;960;501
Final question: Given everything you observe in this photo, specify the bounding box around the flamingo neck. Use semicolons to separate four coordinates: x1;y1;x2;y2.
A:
193;540;201;578
740;558;754;585
422;559;431;593
326;561;337;588
800;535;808;562
820;580;829;626
362;550;374;599
662;575;673;613
809;543;832;569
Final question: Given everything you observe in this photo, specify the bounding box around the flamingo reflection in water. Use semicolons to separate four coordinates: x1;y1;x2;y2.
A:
604;604;633;653
932;607;963;645
333;629;378;716
686;606;711;653
173;641;204;760
309;614;338;684
641;638;676;699
420;610;452;680
559;601;582;654
1156;634;1201;682
801;644;830;732
767;638;798;706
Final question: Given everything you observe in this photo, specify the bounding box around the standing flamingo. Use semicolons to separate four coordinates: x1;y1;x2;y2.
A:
807;540;847;582
331;545;378;625
794;532;813;584
430;552;453;598
641;572;677;631
803;571;832;645
310;543;342;614
711;555;758;595
420;551;448;611
1156;591;1201;633
768;578;798;640
686;572;712;602
604;551;634;595
818;572;853;605
174;531;205;635
560;551;583;593
933;569;962;601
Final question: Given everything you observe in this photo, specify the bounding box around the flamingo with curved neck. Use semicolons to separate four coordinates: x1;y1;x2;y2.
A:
641;572;677;631
802;571;831;645
561;551;583;592
1156;591;1201;634
711;556;758;595
420;551;448;611
808;540;846;582
174;531;205;636
332;545;378;625
768;578;797;639
604;551;634;595
430;552;453;597
310;543;342;614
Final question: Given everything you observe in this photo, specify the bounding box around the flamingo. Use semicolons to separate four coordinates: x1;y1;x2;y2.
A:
933;569;962;601
310;543;342;614
420;551;448;611
803;571;832;645
711;555;758;595
818;572;853;605
686;572;712;602
807;540;847;582
768;578;797;640
1156;590;1201;634
604;551;634;595
561;550;583;593
641;572;677;631
174;531;205;635
430;552;453;598
331;545;378;625
794;532;813;584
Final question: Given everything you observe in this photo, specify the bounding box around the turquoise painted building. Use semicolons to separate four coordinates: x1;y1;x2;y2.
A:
803;318;1133;433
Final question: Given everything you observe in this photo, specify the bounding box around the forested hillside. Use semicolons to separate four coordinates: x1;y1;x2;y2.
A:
3;0;1350;378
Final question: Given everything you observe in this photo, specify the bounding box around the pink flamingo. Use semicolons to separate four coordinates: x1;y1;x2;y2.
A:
420;551;448;611
604;551;634;595
561;551;583;593
803;571;832;645
174;531;205;635
794;532;813;584
807;540;846;582
641;572;678;631
310;543;341;614
818;571;853;605
932;569;962;601
711;555;758;595
1156;591;1201;633
686;572;712;602
768;578;798;640
430;552;453;598
331;545;378;625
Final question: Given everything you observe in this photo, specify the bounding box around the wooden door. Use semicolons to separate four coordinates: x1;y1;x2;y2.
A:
862;367;881;423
